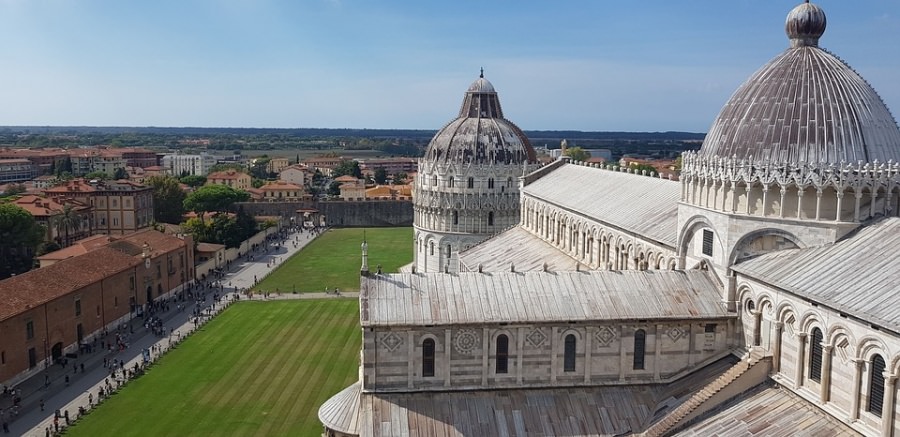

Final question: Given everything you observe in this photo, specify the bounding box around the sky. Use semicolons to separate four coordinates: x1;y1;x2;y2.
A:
1;1;899;132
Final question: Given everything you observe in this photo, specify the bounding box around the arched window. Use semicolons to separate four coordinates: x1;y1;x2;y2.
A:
446;245;451;259
867;354;886;416
496;335;509;374
488;212;494;226
449;177;454;188
633;329;646;370
422;339;435;377
564;334;576;372
507;177;513;188
429;242;434;256
453;210;458;225
488;178;494;189
431;175;437;186
808;328;823;382
467;177;474;189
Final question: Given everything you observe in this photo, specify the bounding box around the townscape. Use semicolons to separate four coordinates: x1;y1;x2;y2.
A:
1;1;900;436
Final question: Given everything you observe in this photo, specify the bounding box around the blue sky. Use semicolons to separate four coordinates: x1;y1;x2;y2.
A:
1;1;898;132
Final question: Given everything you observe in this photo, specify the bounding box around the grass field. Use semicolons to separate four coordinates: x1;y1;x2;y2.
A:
67;299;360;437
256;227;412;293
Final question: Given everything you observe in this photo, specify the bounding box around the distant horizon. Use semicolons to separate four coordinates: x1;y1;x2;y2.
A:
0;125;707;135
1;1;898;131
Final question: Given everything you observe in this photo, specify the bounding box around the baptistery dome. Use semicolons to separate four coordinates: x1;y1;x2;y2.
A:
413;72;540;273
699;1;900;165
424;72;537;166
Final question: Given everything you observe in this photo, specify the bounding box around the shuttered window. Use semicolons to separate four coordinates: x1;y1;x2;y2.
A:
634;330;646;370
496;335;509;374
867;355;886;417
422;339;435;377
809;328;823;382
564;335;576;372
702;230;714;256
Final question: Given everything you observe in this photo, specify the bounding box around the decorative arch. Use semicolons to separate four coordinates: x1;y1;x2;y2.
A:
798;311;824;334
827;325;856;364
559;327;584;343
728;227;806;267
776;303;799;335
676;214;721;257
856;336;890;362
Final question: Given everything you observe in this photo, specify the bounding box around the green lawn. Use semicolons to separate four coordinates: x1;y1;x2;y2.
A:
67;299;360;437
257;227;412;293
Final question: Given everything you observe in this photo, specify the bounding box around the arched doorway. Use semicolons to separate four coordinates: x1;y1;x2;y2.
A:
51;342;63;361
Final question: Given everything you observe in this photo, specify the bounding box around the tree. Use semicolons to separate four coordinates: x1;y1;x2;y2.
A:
181;217;211;243
208;163;246;174
113;167;129;180
179;175;207;188
373;167;388;185
249;156;272;180
0;204;45;279
564;147;591;162
147;175;187;224
53;204;84;247
183;184;250;218
3;183;26;196
393;171;408;185
332;160;362;179
56;157;73;176
36;241;61;256
84;171;111;180
327;180;342;197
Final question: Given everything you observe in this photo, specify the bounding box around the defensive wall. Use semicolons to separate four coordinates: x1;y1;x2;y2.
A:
234;200;413;227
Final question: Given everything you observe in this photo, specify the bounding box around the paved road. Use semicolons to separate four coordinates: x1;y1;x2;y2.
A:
3;226;353;437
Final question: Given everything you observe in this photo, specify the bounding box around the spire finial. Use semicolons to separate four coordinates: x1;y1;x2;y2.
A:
360;229;369;276
786;1;826;47
479;67;484;78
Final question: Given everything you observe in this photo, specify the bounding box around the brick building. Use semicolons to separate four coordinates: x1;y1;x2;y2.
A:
11;195;94;247
43;179;154;236
0;229;193;385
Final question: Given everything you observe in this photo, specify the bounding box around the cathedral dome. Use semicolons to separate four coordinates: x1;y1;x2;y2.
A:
699;1;900;165
424;72;537;166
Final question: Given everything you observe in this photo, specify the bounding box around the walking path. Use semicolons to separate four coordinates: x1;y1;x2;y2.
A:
2;226;354;437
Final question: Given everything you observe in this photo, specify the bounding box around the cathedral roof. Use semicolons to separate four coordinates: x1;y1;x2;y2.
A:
522;162;680;248
361;270;728;327
459;226;591;272
733;217;900;334
699;1;900;165
423;72;537;166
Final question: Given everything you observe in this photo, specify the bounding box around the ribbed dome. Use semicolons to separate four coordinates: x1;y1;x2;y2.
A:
425;73;537;166
700;1;900;165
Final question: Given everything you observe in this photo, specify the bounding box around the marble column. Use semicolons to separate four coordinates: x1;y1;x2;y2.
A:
795;332;807;389
882;373;897;437
820;345;833;403
850;358;865;421
772;322;783;373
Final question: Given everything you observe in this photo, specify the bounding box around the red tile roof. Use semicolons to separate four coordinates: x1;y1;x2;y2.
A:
0;246;141;322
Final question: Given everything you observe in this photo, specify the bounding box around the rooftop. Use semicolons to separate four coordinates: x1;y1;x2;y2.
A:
361;270;728;327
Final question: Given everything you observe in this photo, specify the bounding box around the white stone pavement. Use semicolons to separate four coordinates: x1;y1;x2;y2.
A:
16;226;356;436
